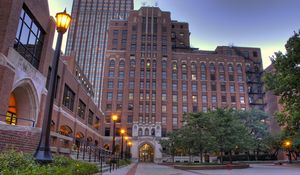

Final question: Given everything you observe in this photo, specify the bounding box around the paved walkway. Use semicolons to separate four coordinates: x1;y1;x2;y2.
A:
102;163;137;175
134;163;300;175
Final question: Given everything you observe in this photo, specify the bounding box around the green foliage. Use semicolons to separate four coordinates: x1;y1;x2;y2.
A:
160;109;273;164
0;150;99;175
264;31;300;134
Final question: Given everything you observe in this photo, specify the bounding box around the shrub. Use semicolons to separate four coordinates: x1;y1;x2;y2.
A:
0;150;99;175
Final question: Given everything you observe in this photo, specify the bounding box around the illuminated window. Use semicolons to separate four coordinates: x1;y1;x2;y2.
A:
6;93;17;125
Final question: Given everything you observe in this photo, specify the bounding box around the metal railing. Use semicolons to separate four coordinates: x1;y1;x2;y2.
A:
73;141;121;173
0;114;35;127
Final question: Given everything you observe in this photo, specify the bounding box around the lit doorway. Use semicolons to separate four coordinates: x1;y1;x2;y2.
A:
139;143;154;162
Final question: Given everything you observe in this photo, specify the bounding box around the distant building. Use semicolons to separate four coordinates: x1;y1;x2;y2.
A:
101;7;265;162
264;64;282;133
0;0;104;154
65;0;134;106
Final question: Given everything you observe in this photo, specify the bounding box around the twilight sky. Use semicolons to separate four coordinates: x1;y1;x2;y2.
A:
48;0;300;68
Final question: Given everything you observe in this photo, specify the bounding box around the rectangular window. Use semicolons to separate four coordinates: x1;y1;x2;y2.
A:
202;84;207;92
172;83;177;91
107;92;113;101
229;74;234;81
14;7;45;69
182;95;187;103
63;85;75;111
240;96;245;104
183;106;188;113
230;84;235;93
162;117;167;125
192;84;197;92
117;104;122;111
202;95;207;103
221;96;226;103
95;117;100;130
162;82;167;90
172;118;178;127
172;106;178;114
202;106;208;112
105;128;110;136
219;74;225;81
152;105;156;113
88;110;93;125
239;85;244;92
77;99;86;119
106;104;112;111
221;84;226;91
211;83;216;91
129;93;134;100
238;75;243;82
140;93;144;100
193;106;198;112
210;73;216;81
108;81;113;89
127;115;133;123
152;93;156;101
162;105;167;112
212;96;217;103
129;81;134;89
117;93;123;101
162;93;167;101
139;104;143;112
231;96;236;103
172;95;178;102
182;84;187;91
192;95;197;103
192;74;197;80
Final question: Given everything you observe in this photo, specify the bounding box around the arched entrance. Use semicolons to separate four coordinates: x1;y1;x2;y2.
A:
5;80;38;126
139;143;154;162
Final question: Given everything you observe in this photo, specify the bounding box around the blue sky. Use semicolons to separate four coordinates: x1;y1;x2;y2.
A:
49;0;300;68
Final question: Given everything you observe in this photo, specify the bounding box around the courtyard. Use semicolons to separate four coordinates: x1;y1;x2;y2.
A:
132;163;300;175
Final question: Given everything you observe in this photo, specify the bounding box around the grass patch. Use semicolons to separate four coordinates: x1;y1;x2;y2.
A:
0;150;99;175
118;159;131;166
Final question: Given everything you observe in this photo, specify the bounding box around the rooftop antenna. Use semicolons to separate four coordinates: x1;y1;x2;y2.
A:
142;1;146;6
155;1;158;7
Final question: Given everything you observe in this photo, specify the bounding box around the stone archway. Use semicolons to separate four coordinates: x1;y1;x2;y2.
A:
6;79;39;126
139;143;154;162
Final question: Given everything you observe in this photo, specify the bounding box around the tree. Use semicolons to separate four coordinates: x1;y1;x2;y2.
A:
264;31;300;134
236;110;271;160
184;112;216;163
209;109;252;164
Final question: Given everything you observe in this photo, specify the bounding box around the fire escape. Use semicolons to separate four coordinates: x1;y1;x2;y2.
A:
232;47;265;111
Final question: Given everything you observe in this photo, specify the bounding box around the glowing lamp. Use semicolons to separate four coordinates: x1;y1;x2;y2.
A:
55;9;72;33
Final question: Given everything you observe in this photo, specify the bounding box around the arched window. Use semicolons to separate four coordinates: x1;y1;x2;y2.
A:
172;62;177;71
181;63;187;71
146;60;151;69
138;128;143;136
59;125;73;136
130;59;136;67
210;63;215;72
145;128;149;136
119;60;125;68
228;64;234;72
201;63;206;72
109;60;115;68
191;63;196;72
152;60;157;70
219;63;224;72
140;60;145;69
162;60;167;70
151;128;155;136
237;64;243;73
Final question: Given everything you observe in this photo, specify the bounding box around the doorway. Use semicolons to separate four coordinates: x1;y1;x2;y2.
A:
139;143;154;162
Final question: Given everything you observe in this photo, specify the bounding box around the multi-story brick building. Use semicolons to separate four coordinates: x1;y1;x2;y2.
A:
101;7;265;162
65;0;134;106
0;0;105;154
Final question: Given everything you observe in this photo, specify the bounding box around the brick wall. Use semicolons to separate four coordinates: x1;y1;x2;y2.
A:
0;123;41;153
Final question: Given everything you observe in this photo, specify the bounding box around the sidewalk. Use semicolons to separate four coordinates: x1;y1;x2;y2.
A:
102;163;137;175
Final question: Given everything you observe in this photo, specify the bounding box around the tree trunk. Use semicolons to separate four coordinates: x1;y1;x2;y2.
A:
229;150;233;164
247;151;250;161
220;149;224;164
256;148;259;161
172;155;174;163
200;151;203;163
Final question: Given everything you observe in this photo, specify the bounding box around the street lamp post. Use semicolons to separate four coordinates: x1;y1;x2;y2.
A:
34;9;71;163
127;141;132;159
120;129;126;159
124;136;128;159
111;115;118;155
284;140;293;163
